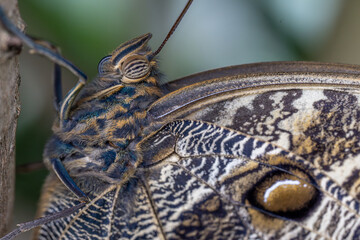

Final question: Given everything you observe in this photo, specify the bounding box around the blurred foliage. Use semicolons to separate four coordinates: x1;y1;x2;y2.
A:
13;0;360;238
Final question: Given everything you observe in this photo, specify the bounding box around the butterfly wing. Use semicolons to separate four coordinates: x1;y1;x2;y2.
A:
150;65;360;185
35;174;166;239
136;119;360;239
165;61;360;91
144;63;360;238
37;120;360;239
35;62;360;239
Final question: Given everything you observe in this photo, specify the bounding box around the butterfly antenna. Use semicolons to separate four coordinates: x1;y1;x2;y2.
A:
151;0;193;58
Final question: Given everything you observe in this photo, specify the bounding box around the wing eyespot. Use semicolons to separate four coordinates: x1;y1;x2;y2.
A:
247;166;319;219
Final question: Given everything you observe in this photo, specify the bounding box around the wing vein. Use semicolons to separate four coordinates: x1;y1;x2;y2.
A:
139;177;168;240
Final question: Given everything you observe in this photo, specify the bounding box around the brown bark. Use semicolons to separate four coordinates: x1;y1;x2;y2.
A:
0;0;23;236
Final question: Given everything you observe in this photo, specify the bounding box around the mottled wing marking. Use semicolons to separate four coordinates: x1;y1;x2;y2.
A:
183;88;360;199
35;87;360;239
150;73;360;120
143;161;255;239
139;119;360;239
36;175;163;240
110;180;164;240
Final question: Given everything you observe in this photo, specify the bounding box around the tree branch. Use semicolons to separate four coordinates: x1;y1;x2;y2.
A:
0;0;22;236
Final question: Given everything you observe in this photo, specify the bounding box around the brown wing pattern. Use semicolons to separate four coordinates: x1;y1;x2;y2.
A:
138;119;360;239
36;175;164;239
151;72;360;200
37;116;360;239
35;67;360;240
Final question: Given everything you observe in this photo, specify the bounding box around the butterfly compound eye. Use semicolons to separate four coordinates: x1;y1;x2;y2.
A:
97;55;112;75
121;55;151;83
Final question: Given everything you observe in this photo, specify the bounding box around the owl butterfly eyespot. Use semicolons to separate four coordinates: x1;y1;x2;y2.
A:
246;166;319;218
2;1;360;240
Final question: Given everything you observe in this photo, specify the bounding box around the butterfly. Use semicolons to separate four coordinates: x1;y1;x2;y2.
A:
2;1;360;240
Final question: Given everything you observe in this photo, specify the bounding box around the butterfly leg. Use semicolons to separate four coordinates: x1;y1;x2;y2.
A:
0;194;85;240
53;63;62;112
0;6;86;122
29;38;63;112
51;158;89;202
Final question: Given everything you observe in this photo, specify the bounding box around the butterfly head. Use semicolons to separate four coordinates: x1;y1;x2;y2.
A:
72;33;162;113
61;34;163;147
97;33;157;84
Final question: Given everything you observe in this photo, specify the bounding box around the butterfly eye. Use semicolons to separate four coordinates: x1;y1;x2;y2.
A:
97;55;112;75
120;55;151;83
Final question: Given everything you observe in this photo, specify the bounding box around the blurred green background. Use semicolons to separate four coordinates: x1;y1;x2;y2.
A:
13;0;360;238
